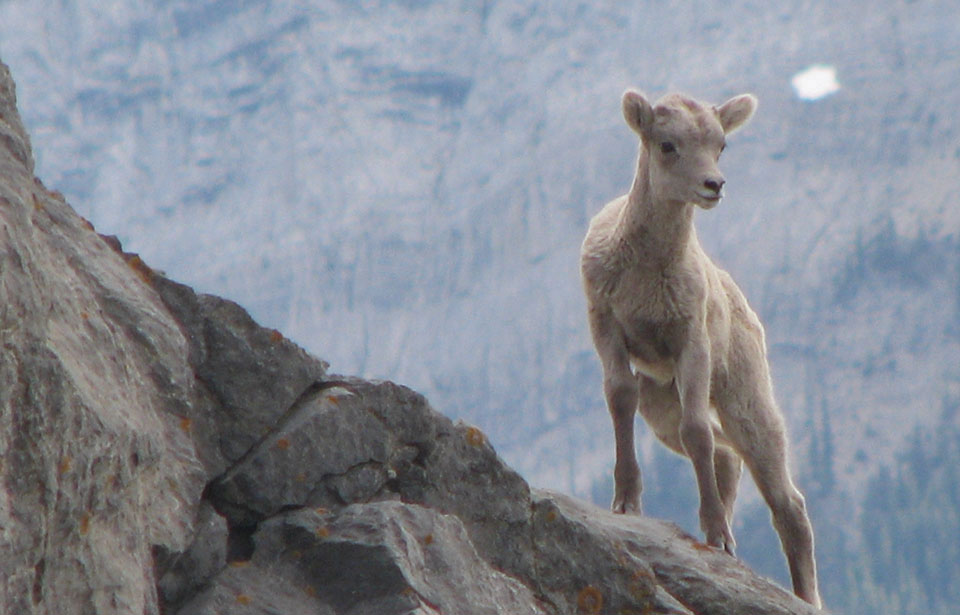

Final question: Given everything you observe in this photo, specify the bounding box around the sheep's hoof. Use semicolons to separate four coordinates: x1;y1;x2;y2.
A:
611;494;643;515
704;519;737;557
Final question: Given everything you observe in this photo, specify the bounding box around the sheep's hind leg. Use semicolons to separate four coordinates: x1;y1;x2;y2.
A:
750;444;819;605
714;444;743;529
725;397;821;607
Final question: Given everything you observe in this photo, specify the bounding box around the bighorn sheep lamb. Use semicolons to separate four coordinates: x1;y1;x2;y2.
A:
580;90;821;607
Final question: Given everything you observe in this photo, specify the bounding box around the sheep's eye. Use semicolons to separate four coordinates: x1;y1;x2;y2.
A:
659;141;676;154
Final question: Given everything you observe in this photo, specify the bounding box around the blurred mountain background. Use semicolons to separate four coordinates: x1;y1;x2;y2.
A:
1;1;958;612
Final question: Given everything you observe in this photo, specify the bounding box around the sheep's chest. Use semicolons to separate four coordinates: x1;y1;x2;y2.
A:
611;271;692;383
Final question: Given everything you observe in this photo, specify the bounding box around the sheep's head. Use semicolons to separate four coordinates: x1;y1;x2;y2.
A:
622;89;756;209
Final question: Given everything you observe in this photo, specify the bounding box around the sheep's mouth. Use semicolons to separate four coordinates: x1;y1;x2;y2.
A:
696;192;723;208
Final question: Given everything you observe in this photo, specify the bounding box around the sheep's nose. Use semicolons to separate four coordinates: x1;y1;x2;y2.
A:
704;178;725;194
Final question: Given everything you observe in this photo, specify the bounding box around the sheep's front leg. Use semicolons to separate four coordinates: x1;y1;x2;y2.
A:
589;306;642;514
605;367;641;514
677;338;735;553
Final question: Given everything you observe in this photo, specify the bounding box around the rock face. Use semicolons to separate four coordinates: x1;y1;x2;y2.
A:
0;60;820;614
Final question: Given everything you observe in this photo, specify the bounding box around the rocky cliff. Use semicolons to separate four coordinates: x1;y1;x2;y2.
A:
0;61;823;614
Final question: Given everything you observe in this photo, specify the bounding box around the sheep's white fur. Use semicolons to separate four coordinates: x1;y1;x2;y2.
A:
580;90;821;607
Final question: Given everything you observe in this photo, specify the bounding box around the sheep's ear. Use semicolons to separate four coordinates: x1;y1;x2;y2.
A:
622;89;654;136
717;94;757;134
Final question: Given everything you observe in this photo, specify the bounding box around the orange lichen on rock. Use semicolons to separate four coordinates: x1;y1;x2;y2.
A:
628;568;656;601
179;416;193;433
78;511;91;536
315;526;330;538
465;426;486;447
235;594;252;605
126;255;155;284
58;455;72;475
276;437;291;451
269;329;284;343
613;542;631;567
576;585;603;614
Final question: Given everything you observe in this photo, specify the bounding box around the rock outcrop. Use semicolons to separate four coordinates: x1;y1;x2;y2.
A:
0;60;821;614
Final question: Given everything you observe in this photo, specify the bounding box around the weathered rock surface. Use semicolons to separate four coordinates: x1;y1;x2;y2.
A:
1;59;822;614
1;60;206;615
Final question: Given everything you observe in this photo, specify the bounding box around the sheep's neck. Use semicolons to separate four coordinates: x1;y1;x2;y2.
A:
619;154;695;267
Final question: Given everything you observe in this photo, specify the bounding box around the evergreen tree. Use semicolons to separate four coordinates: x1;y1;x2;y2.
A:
851;420;960;615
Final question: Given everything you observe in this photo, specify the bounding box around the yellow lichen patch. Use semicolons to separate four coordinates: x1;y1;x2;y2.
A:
79;511;91;536
276;437;291;451
58;455;72;475
269;329;284;343
423;534;434;545
80;311;89;320
315;507;328;515
179;416;193;433
229;560;251;568
325;395;340;406
576;586;603;614
544;509;558;523
235;594;252;605
315;526;330;538
294;472;307;483
32;193;44;211
465;426;486;447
